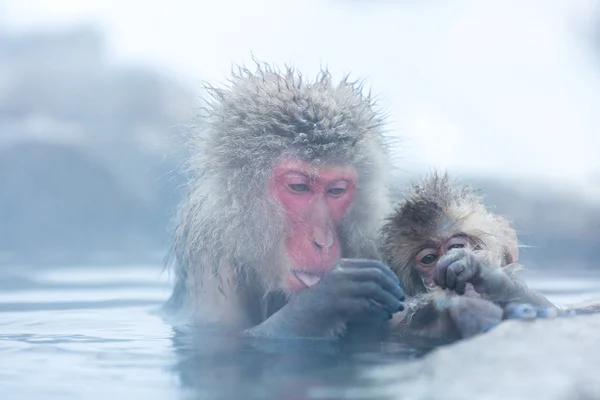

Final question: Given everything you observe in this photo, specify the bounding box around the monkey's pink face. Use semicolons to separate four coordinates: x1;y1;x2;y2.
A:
415;236;470;288
269;159;358;293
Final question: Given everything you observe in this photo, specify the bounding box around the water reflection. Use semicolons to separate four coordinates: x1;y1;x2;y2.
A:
168;323;447;400
2;265;600;399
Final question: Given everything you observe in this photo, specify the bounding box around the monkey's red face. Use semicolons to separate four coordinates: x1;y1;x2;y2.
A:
269;159;358;293
415;236;470;288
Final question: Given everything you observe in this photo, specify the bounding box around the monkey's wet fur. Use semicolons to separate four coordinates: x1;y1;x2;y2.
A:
161;59;582;346
162;60;405;340
380;172;578;341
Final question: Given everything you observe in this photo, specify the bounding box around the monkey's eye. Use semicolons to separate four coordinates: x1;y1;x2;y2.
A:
446;236;469;251
327;188;346;196
288;183;309;193
416;248;438;266
420;254;438;265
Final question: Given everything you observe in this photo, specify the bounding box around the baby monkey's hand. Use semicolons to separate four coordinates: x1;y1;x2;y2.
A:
434;248;511;297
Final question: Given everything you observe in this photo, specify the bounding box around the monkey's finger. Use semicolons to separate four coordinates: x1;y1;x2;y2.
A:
338;291;400;318
365;300;397;321
341;299;392;322
342;258;400;284
433;262;448;289
502;303;537;320
368;300;401;318
366;284;406;314
445;260;465;291
453;263;475;295
536;307;558;319
436;249;467;271
344;267;405;301
454;279;468;296
343;281;405;314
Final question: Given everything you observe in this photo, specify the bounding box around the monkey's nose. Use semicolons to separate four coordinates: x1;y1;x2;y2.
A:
312;228;334;250
312;239;333;252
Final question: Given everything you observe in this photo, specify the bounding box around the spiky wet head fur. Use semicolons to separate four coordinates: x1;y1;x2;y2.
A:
379;171;518;296
168;62;393;304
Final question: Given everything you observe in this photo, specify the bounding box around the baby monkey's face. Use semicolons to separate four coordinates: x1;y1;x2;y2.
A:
414;235;472;288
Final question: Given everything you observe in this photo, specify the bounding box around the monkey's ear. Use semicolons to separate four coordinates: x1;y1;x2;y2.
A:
504;241;519;264
500;223;519;265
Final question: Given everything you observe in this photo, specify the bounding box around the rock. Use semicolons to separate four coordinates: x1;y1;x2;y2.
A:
367;314;600;400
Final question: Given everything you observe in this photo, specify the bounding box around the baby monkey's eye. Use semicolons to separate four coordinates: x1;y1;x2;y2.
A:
446;236;469;251
420;254;438;265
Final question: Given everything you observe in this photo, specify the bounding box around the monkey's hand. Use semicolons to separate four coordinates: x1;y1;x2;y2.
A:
248;259;406;340
502;302;575;319
434;249;556;309
452;300;572;338
434;248;507;296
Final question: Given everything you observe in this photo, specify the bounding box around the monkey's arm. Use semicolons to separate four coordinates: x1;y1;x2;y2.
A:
389;292;504;341
389;290;564;342
435;249;557;309
493;264;557;308
246;259;406;340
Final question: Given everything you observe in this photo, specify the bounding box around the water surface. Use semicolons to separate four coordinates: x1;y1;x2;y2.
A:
1;264;599;400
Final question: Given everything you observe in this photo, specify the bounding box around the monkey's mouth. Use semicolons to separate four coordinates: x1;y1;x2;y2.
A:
293;270;324;288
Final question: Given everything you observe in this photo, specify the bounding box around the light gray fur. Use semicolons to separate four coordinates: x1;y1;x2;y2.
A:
380;171;529;329
164;61;396;323
380;171;520;297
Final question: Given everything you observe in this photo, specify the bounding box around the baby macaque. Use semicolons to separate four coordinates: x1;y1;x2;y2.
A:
380;172;563;341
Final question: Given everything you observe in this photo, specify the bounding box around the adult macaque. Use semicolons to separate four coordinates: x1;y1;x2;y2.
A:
163;62;405;340
380;172;560;340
